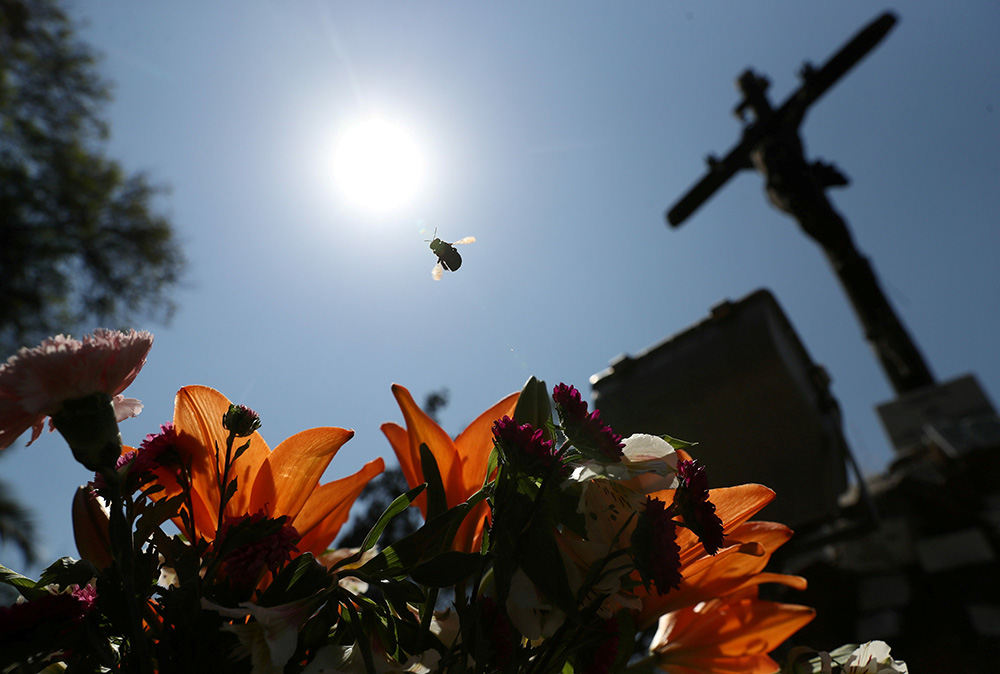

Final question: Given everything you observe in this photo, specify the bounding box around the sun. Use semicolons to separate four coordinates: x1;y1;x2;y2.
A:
331;116;427;213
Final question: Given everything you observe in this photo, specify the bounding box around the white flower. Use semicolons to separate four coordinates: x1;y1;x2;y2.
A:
505;567;566;641
567;433;679;492
202;595;321;674
845;641;908;674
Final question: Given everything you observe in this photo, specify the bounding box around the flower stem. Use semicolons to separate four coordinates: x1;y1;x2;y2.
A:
108;484;153;674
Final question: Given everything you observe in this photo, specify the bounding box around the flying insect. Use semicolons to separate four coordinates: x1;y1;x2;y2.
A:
428;234;475;280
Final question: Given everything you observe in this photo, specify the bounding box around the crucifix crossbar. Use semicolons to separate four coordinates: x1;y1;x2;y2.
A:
666;12;936;396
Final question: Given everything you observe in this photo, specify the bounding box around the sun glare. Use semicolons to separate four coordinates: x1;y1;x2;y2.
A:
331;116;427;213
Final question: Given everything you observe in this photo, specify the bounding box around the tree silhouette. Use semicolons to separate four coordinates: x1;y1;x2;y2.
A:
0;0;184;358
0;478;36;566
0;0;183;566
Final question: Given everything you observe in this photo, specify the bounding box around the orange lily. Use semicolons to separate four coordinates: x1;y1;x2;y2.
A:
635;485;807;629
381;383;518;552
159;385;384;556
646;586;816;674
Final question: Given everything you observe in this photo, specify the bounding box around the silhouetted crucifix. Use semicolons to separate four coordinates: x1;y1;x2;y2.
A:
666;12;935;396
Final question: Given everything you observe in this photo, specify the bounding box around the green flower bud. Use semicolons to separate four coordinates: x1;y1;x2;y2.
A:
222;403;261;437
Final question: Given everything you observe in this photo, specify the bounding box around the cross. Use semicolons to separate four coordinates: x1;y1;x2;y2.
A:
666;12;936;396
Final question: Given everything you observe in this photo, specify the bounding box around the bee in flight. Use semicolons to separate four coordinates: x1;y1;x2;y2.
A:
428;233;475;280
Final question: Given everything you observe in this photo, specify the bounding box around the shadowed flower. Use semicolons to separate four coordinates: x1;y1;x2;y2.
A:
647;586;815;674
492;415;559;473
673;459;725;555
552;383;623;462
0;584;99;666
632;496;682;595
0;329;152;450
203;593;324;674
381;383;518;553
217;511;301;590
579;617;621;674
153;385;383;557
477;596;516;668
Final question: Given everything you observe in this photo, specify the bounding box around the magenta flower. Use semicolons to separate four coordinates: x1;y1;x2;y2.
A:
134;423;180;474
492;415;558;470
632;496;682;595
91;423;180;494
552;383;623;462
217;511;301;590
673;459;725;555
0;329;153;450
0;585;98;661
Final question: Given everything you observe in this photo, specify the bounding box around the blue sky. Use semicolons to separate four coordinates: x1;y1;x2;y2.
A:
3;1;999;569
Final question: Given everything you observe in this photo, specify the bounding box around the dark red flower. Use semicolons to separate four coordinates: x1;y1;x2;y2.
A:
582;617;621;674
492;415;558;470
478;596;516;668
632;497;682;595
91;422;180;495
673;459;725;555
0;587;96;654
217;511;300;588
552;383;623;462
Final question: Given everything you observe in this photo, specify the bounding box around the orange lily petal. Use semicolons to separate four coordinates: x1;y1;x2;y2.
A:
382;384;519;553
635;521;802;629
295;457;385;556
652;588;815;674
249;426;355;522
381;421;426;514
173;385;272;537
72;486;113;569
647;484;776;565
453;391;519;491
390;384;462;504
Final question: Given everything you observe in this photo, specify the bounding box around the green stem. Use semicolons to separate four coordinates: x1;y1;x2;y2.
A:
215;431;238;535
108;485;153;674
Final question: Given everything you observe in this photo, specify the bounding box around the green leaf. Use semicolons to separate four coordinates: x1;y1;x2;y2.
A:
344;602;378;674
410;551;482;587
660;433;698;450
258;553;329;607
133;493;185;547
36;557;99;592
0;564;38;597
419;443;448;522
379;578;426;607
483;445;500;490
513;376;552;439
361;503;471;580
360;483;427;553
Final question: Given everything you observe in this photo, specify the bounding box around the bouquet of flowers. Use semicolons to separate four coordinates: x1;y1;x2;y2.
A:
0;330;905;674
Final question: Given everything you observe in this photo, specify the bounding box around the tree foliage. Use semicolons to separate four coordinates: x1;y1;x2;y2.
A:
0;0;184;358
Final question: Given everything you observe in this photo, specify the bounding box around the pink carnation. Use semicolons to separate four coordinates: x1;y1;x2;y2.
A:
0;329;153;450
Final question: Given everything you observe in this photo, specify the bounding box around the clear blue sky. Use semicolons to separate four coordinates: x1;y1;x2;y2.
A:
3;1;999;569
